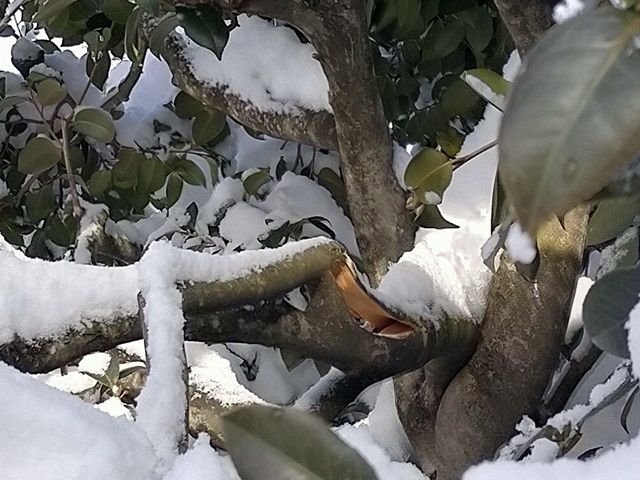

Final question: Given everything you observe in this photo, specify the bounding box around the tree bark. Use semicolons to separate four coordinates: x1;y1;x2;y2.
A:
163;0;416;283
494;0;554;55
430;208;588;479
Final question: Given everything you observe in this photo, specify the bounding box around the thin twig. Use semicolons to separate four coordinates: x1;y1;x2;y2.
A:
60;119;84;218
451;139;498;170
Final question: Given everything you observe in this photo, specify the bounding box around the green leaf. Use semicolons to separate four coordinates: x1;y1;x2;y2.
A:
36;78;67;106
72;107;116;142
24;186;56;222
103;0;135;23
164;173;183;207
421;19;465;62
18;135;62;174
138;157;169;193
221;405;378;480
124;6;143;63
414;204;459;229
192;109;226;145
404;148;452;201
176;4;229;60
499;8;640;234
461;68;510;111
149;14;181;55
113;150;143;189
459;7;493;52
104;353;120;387
586;196;640;246
596;227;639;279
621;385;639;434
0;95;28;110
174;90;203;119
174;158;206;186
583;266;640;358
34;0;77;23
87;170;112;196
134;0;159;14
243;169;270;196
317;168;349;213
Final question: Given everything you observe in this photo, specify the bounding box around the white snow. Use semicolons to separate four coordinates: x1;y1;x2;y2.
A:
178;15;330;114
0;234;138;343
0;362;158;480
374;53;521;323
553;0;585;23
628;300;640;378
505;222;537;264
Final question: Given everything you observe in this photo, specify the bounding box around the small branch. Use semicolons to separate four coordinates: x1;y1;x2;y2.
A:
451;140;498;170
60;119;84;218
101;62;143;111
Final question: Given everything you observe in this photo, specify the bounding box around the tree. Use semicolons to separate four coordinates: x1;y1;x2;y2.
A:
2;0;640;479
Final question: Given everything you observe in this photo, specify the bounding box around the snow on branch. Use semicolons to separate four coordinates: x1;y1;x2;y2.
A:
149;15;338;150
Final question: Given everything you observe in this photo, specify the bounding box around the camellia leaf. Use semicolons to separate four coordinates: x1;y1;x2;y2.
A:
404;148;452;202
414;204;459;229
221;405;378;480
586;195;640;246
499;8;640;235
87;170;112;196
176;4;229;60
33;0;77;23
174;158;206;186
461;68;510;111
24;185;56;222
138;157;169;193
243;169;270;197
317;167;349;213
72;107;116;142
583;266;640;358
174;90;203;119
36;78;67;106
18;135;62;174
135;0;159;14
192;109;226;146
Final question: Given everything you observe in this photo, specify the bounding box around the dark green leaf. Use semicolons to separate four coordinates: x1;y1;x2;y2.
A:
24;186;56;222
421;20;465;62
414;204;459;229
138;157;169;193
404;148;452;202
18;135;62;174
221;405;378;480
174;90;203;119
103;0;135;23
149;14;180;55
72;107;116;142
192;109;226;145
36;78;67;106
243;170;270;196
586;196;640;246
87;170;112;196
164;173;183;207
317;168;349;213
621;385;639;434
174;158;206;186
34;0;77;23
583;266;640;358
176;5;229;60
135;0;159;14
499;8;640;234
461;68;510;111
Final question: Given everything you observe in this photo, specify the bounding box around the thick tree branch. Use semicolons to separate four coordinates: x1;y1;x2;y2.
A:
156;33;338;150
163;0;416;282
429;207;588;480
493;0;554;55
